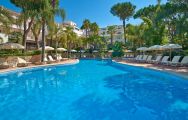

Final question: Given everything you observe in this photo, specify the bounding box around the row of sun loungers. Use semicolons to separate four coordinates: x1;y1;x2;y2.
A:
0;57;31;69
125;55;188;67
0;54;68;69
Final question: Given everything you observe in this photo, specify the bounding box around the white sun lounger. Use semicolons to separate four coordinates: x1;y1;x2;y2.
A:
17;57;31;67
44;57;48;62
151;56;162;64
180;56;188;66
146;55;152;63
130;55;140;61
123;55;139;61
48;55;56;62
136;55;143;61
139;55;148;62
161;56;169;64
171;56;188;66
167;56;181;66
57;54;63;61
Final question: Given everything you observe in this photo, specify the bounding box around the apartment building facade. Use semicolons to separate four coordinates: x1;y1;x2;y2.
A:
99;25;124;43
0;6;37;49
62;21;84;37
0;6;84;50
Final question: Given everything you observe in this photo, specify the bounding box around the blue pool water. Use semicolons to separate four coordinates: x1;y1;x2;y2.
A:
0;59;188;120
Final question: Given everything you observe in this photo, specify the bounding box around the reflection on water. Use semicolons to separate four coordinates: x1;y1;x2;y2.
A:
0;60;187;120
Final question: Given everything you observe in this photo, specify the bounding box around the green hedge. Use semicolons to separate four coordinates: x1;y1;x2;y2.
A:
0;50;41;57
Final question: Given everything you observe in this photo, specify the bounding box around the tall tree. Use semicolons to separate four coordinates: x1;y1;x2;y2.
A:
31;19;41;49
64;26;77;57
90;22;99;35
10;0;39;51
111;2;136;43
107;26;116;45
0;6;14;34
81;19;91;38
38;0;65;62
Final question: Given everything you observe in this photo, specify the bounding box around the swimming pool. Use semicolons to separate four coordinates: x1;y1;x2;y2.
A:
0;59;187;120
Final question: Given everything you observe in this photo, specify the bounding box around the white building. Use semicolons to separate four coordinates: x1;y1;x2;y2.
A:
0;6;83;49
62;21;84;37
0;6;36;49
0;6;21;43
99;25;124;43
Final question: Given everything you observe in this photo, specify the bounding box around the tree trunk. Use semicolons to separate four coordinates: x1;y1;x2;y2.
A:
35;36;39;49
123;20;126;44
23;19;27;52
111;33;114;45
67;40;69;58
23;18;34;51
41;18;46;62
55;39;58;59
86;29;89;49
50;36;53;46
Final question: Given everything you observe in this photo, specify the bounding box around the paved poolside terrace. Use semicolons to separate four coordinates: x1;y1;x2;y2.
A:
0;59;79;73
114;59;188;79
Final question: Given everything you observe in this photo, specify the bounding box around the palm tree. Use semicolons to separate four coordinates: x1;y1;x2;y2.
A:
31;19;41;49
107;26;116;45
46;7;66;57
10;0;39;51
38;0;65;62
0;6;14;34
111;2;136;43
64;26;77;58
90;22;99;35
81;19;91;37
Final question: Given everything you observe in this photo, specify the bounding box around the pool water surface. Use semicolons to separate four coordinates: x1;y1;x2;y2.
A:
0;59;188;120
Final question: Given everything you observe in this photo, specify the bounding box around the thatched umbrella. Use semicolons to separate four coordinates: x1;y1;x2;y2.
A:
162;44;182;61
39;46;54;51
136;47;149;55
57;48;67;52
70;49;77;53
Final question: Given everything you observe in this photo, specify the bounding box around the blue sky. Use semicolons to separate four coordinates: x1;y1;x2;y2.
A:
0;0;167;28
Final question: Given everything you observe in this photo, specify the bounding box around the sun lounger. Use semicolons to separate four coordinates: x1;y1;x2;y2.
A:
171;56;188;66
146;55;152;63
180;56;188;66
48;55;56;63
167;56;181;66
160;56;169;64
17;57;31;67
139;55;148;62
44;57;48;62
135;55;143;61
133;55;140;61
151;56;162;64
56;54;63;61
122;55;137;61
0;62;9;69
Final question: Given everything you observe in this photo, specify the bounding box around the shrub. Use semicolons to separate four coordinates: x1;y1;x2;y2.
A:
112;41;124;57
0;50;41;57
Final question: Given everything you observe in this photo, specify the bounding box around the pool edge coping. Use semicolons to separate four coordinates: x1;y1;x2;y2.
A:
0;59;79;74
